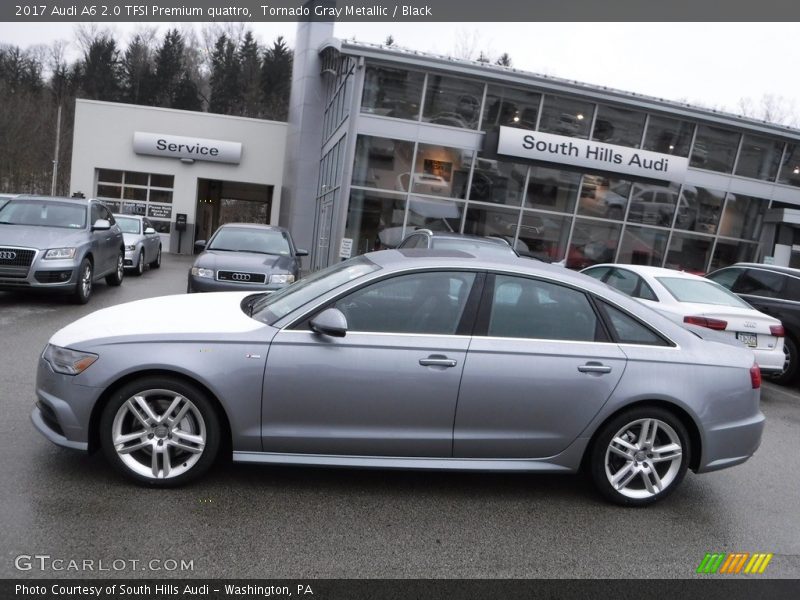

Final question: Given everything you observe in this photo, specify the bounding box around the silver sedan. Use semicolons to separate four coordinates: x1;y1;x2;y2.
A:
114;214;162;276
31;250;764;505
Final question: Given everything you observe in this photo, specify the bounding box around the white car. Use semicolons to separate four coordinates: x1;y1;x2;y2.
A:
581;264;785;374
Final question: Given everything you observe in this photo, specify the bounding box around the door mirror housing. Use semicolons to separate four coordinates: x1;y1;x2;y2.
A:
194;240;207;250
309;308;348;338
295;248;309;257
144;227;156;235
91;218;111;231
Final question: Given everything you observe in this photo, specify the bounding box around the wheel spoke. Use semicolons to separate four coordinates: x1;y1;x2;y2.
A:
609;443;634;460
172;429;204;446
114;430;148;445
132;395;159;424
611;436;637;454
651;443;682;463
644;420;658;447
151;447;160;478
162;395;184;423
168;398;192;426
118;438;151;455
646;464;663;492
167;438;204;454
611;462;637;489
638;419;653;447
162;448;171;478
125;399;151;427
641;468;656;494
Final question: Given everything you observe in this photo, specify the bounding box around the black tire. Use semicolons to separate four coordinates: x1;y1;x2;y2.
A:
73;257;93;304
99;376;220;487
767;336;799;386
589;406;690;506
105;251;124;286
150;245;162;268
134;250;145;276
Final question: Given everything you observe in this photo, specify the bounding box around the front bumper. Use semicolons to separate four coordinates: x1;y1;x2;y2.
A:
123;247;141;268
0;248;80;292
187;273;288;294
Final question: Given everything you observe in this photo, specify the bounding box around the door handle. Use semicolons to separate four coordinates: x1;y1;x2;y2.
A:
578;363;612;374
419;356;457;368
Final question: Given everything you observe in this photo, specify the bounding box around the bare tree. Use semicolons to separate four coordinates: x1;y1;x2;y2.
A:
738;94;798;127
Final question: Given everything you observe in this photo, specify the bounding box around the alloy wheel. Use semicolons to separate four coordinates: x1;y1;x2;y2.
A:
111;389;207;480
604;417;683;500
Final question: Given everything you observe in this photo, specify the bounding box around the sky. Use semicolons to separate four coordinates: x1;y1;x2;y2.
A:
1;21;798;120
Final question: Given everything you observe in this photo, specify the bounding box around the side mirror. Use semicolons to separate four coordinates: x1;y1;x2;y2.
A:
92;218;111;231
144;227;156;235
295;248;309;257
194;240;207;250
309;307;348;338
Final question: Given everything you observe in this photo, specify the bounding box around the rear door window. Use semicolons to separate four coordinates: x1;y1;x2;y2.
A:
736;269;785;298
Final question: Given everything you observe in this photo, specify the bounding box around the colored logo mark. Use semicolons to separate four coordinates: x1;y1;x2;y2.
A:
696;552;773;574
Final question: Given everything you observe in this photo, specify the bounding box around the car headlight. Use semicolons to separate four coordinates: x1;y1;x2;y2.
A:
44;247;77;260
42;344;98;375
125;245;136;251
191;267;214;278
269;274;295;284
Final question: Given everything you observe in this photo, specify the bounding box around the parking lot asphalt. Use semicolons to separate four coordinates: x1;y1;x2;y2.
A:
1;253;798;579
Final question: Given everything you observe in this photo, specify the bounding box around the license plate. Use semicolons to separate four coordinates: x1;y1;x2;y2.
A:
737;332;757;348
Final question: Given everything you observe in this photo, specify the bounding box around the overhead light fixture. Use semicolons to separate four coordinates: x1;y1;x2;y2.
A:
669;145;675;151
512;115;520;123
576;113;584;121
794;166;800;175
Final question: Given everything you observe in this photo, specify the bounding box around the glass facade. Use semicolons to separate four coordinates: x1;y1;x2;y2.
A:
95;169;174;233
333;57;800;273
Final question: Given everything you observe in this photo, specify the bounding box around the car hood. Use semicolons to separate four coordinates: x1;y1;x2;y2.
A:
0;223;88;249
194;250;297;274
50;291;261;348
122;233;145;245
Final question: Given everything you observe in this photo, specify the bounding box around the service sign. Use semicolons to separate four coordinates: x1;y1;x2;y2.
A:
133;132;242;164
497;126;688;182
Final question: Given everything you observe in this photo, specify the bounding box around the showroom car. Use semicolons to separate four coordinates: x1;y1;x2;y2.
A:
187;223;307;294
32;250;764;505
114;214;162;276
397;229;520;258
0;195;124;303
707;262;800;384
581;264;785;375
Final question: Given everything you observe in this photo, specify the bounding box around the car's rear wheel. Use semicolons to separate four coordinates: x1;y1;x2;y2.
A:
134;250;145;276
73;258;93;304
105;252;124;286
767;336;798;385
99;376;220;487
589;407;689;506
150;245;162;269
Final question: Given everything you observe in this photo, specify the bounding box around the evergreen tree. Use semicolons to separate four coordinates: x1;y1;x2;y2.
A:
172;73;202;111
209;34;242;115
120;34;155;105
238;31;261;118
496;53;512;67
153;29;185;108
78;35;120;101
260;36;292;121
384;35;395;46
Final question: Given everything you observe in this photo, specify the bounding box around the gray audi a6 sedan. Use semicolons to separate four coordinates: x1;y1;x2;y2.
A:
32;250;764;505
0;195;125;303
187;223;307;293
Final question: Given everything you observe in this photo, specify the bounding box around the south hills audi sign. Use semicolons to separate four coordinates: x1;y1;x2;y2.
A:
497;126;689;182
133;132;242;164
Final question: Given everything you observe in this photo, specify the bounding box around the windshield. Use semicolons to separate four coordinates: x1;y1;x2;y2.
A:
657;277;752;308
0;200;86;229
208;227;292;255
116;216;141;234
250;256;380;325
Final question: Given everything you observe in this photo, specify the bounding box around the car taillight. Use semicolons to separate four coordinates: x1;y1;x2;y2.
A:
683;315;728;331
770;324;785;337
750;363;762;389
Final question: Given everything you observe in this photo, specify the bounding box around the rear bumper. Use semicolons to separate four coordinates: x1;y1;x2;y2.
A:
695;410;765;473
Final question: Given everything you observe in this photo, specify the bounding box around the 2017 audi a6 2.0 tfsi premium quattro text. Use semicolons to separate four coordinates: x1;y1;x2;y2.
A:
31;250;765;505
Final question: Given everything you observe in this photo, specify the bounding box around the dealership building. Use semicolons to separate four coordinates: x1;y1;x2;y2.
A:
71;22;800;272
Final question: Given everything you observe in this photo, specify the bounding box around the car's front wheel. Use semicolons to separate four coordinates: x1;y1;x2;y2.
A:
105;252;124;286
73;258;93;304
589;407;690;506
134;250;145;276
99;376;220;487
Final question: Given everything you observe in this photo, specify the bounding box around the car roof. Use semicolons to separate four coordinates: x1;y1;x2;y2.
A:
716;262;800;277
12;194;94;206
217;223;288;233
585;263;706;281
410;230;509;246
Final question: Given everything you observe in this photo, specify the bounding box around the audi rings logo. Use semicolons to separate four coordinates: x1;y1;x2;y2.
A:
231;273;251;281
0;251;17;260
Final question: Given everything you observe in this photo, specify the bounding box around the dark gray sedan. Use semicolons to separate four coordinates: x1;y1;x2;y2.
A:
187;223;307;294
32;250;764;505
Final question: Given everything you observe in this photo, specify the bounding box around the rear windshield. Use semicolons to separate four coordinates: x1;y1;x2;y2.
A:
657;277;751;308
0;200;86;229
115;216;141;234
